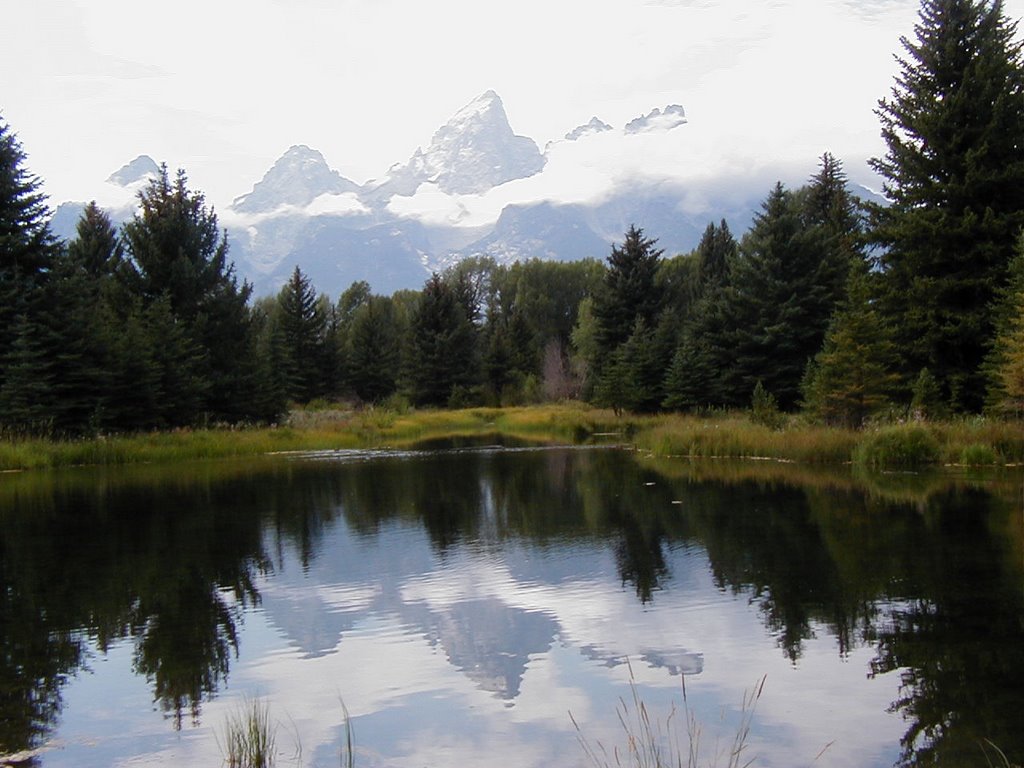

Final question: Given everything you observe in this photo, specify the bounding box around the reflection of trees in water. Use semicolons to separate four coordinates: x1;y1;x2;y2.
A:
0;467;275;752
865;488;1024;768
2;452;1022;767
661;470;1024;767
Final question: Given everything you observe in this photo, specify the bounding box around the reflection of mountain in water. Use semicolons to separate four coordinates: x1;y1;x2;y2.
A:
3;448;1024;767
429;599;557;699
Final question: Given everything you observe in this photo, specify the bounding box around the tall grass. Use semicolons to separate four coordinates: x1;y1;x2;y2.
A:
572;666;765;768
1;402;1022;473
218;697;277;768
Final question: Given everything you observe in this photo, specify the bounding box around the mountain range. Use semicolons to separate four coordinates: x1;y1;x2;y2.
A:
52;91;773;297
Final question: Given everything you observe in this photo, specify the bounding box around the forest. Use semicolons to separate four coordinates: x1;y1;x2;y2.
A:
2;0;1024;438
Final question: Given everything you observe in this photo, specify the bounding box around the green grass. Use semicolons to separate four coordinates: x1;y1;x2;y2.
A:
1;403;1022;474
851;424;941;468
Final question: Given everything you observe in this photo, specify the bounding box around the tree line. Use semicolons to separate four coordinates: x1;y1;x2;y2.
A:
2;0;1023;436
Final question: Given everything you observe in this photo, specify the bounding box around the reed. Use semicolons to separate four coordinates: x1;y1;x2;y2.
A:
218;697;277;768
572;665;765;768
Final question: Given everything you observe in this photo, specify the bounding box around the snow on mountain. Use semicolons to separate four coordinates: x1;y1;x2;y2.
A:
564;117;613;142
373;90;545;198
231;145;360;216
107;155;161;186
54;90;872;298
624;105;688;134
50;155;160;242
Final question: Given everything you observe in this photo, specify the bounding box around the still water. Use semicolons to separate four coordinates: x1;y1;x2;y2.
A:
0;444;1022;768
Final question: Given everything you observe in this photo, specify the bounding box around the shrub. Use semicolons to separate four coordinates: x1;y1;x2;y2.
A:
853;425;941;468
750;381;785;430
959;443;1001;466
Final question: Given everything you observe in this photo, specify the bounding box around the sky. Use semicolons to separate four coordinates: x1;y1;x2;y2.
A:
4;0;1024;213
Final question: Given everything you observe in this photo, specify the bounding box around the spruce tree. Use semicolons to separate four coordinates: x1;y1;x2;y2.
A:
662;335;716;412
348;295;400;403
0;116;59;389
67;201;122;278
592;225;665;367
870;0;1024;411
407;274;476;406
121;165;257;423
701;183;834;408
277;266;328;403
801;260;901;427
695;219;735;293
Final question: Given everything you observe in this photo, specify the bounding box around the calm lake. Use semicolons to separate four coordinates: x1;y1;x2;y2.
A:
1;443;1022;768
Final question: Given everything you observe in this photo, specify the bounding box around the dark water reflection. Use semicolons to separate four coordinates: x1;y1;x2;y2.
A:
0;447;1021;767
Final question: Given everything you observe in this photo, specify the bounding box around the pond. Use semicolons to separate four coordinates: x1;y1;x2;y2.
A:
0;444;1022;767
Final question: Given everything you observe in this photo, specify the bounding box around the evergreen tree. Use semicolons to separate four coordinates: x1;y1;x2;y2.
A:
348;295;400;403
34;252;115;434
592;226;665;366
67;201;122;278
249;298;290;423
0;313;55;436
870;0;1024;411
0;116;58;387
803;152;862;303
99;301;163;431
407;274;477;406
701;183;834;408
121;166;258;423
277;266;328;403
695;219;736;293
801;260;901;427
662;335;716;412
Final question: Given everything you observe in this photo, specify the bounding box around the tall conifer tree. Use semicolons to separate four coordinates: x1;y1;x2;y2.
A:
0;116;59;398
870;0;1024;411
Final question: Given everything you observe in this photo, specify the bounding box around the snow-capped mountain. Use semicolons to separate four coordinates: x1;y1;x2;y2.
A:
52;93;801;297
370;90;545;198
50;154;160;242
107;155;161;187
564;117;613;142
624;105;687;134
231;145;360;215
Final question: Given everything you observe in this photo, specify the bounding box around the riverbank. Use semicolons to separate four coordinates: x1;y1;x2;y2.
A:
0;403;1022;472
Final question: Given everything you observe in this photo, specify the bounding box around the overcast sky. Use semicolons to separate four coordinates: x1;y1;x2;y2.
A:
4;0;1024;212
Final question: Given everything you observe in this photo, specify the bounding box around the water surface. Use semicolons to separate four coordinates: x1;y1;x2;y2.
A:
0;446;1021;767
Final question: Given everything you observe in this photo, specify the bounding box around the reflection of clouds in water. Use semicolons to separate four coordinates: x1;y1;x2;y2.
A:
241;524;903;768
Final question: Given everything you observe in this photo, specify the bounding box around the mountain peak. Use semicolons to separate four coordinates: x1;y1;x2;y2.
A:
379;91;545;197
107;155;160;187
625;105;688;134
565;117;614;141
232;145;358;214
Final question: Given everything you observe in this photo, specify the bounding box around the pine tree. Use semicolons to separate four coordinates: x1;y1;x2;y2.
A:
662;335;716;412
695;219;736;293
67;201;122;278
592;225;665;368
121;165;257;422
348;295;400;403
701;183;834;408
0;116;59;387
801;260;901;427
0;313;56;436
277;266;328;403
407;274;477;406
870;0;1024;411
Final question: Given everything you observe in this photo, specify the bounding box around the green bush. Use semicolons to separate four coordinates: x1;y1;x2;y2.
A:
750;381;785;430
959;443;1001;466
853;425;941;468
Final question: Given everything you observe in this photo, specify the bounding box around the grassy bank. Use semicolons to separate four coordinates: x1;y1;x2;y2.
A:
0;403;1022;472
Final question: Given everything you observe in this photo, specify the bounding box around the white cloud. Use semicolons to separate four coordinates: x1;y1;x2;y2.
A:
5;0;1024;214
